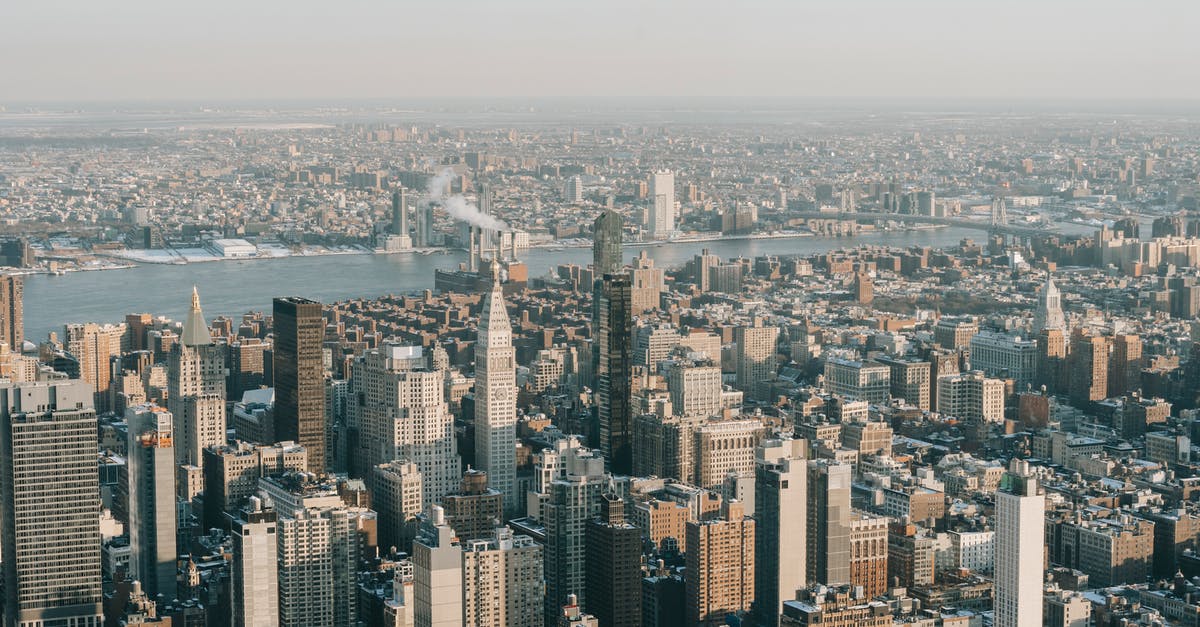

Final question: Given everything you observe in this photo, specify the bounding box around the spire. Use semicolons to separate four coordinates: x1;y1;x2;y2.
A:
478;275;511;349
181;286;213;346
1033;274;1066;332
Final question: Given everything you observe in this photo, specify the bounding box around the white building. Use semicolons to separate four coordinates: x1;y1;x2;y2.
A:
949;529;995;573
461;527;544;626
754;439;808;626
969;331;1039;390
824;355;890;405
413;506;463;627
126;404;178;600
231;498;279;627
994;460;1045;627
937;371;1006;423
649;170;676;238
666;362;724;418
474;277;518;517
213;238;258;257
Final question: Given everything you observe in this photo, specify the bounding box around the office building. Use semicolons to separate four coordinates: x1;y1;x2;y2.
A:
807;460;852;586
848;512;889;598
0;380;103;626
126;404;178;599
936;371;1005;423
202;440;308;531
0;275;22;351
475;275;518;517
168;287;226;469
630;250;665;314
597;273;634;474
666;361;724;418
413;505;463;627
584;494;642;627
1069;329;1110;407
65;321;125;413
877;355;931;410
823;356;889;405
969;331;1039;390
462;526;544;627
230;498;279;627
274;297;326;472
754;439;807;627
736;320;778;403
593;209;622;277
686;500;755;626
934;316;978;349
636;324;681;368
440;469;502;543
1034;276;1067;332
650;170;675;238
373;460;424;553
994;460;1044;627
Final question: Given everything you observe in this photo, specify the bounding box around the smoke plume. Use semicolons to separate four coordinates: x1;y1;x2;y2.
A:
425;168;508;231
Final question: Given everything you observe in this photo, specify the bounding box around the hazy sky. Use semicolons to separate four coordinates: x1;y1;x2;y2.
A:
3;0;1198;103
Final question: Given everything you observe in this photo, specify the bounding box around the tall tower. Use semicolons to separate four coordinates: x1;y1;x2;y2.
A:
413;505;464;627
650;170;676;239
593;209;623;277
994;459;1045;627
0;275;22;351
230;498;279;627
685;500;755;626
474;275;517;517
584;494;642;627
127;404;178;599
273;297;326;473
169;287;226;469
736;319;779;403
754;438;807;627
806;460;852;586
393;187;408;236
0;380;103;626
1033;275;1066;332
596;273;633;474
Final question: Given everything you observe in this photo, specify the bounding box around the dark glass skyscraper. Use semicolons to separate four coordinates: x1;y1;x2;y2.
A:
273;297;326;472
597;273;633;474
0;275;22;352
593;209;623;277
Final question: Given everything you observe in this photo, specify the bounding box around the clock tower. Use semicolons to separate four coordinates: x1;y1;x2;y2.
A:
474;275;518;518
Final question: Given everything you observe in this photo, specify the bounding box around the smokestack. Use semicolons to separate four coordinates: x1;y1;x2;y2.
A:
468;226;477;272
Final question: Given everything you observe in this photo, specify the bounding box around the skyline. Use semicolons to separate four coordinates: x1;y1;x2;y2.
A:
4;0;1199;103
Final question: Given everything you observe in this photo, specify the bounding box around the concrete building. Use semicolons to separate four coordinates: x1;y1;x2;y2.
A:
686;500;755;626
754;438;808;627
461;526;544;627
64;321;125;413
807;460;852;586
126;404;178;599
202;440;308;531
934;316;978;349
994;460;1044;627
584;494;642;627
877;355;931;410
736;320;778;403
441;469;503;543
823;356;889;405
413;506;463;627
969;331;1038;390
475;276;519;517
650;170;675;238
0;380;103;626
168;287;226;470
936;371;1005;423
848;512;890;598
230;498;280;627
373;460;424;553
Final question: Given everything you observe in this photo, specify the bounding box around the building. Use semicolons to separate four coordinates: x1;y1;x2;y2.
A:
780;586;892;627
807;460;852;586
413;506;463;627
823;356;889;405
126;404;178;599
736;320;778;403
636;324;681;368
462;526;544;627
475;275;519;517
936;371;1005;423
695;419;764;490
202;440;308;531
848;512;889;598
1033;276;1067;332
0;380;103;626
64;321;125;413
994;460;1044;627
934;316;978;349
559;595;599;627
1069;328;1110;407
593;209;623;277
168;287;226;469
877;356;931;410
441;469;503;543
666;361;724;418
650;170;675;238
273;297;327;472
230;498;280;627
969;331;1039;390
0;274;22;351
597;273;634;474
630;498;690;553
630;250;665;314
1109;333;1144;397
584;494;642;627
686;500;755;626
754;439;808;627
373;461;424;552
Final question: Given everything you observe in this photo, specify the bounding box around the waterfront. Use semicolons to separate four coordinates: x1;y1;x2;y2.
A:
25;227;978;342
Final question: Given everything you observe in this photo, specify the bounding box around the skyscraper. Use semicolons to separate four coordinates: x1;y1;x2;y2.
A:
806;460;851;586
413;505;464;627
994;459;1045;627
1034;275;1066;332
274;297;326;473
0;275;22;351
735;319;778;403
650;170;675;239
0;380;103;626
593;209;623;277
461;526;544;627
230;498;279;627
686;500;755;627
754;438;807;627
474;275;517;518
392;187;408;236
64;321;125;413
584;494;642;627
596;273;634;473
169;287;226;469
126;404;178;600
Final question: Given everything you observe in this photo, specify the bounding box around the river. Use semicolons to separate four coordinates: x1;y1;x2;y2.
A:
23;228;985;342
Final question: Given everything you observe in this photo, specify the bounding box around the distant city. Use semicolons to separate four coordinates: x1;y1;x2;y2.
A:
4;102;1200;627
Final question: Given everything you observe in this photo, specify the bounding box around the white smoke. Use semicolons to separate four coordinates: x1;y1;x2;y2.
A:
425;168;508;231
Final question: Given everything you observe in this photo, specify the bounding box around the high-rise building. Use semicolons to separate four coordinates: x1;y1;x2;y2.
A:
565;175;585;203
754;439;807;627
1069;328;1110;407
126;404;178;599
597;273;634;473
969;331;1039;391
593;209;623;277
475;276;518;518
1109;333;1144;397
202;440;308;531
230;498;279;627
806;460;852;586
169;287;226;469
876;356;931;410
0;380;103;626
372;460;424;553
1037;327;1069;395
736;320;778;403
666;361;724;418
352;345;461;507
413;505;463;627
933;316;978;349
823;356;889;405
936;371;1006;423
685;500;755;626
584;494;642;627
462;526;544;627
65;321;126;413
273;297;326;473
649;170;676;239
630;250;665;314
0;275;22;351
393;187;409;236
848;512;889;598
994;459;1044;627
440;469;502;543
1034;276;1067;332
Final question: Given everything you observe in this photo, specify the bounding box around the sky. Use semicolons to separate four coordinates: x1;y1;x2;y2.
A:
2;0;1198;104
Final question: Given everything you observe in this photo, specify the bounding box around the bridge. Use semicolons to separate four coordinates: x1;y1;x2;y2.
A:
788;205;1056;239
